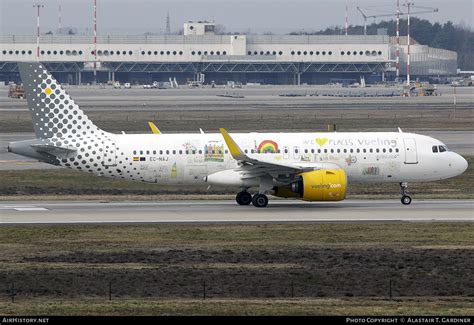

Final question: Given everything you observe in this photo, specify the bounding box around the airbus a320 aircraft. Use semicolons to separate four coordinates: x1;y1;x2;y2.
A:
8;63;468;207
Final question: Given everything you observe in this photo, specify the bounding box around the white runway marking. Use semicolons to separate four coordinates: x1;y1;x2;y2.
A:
0;205;48;211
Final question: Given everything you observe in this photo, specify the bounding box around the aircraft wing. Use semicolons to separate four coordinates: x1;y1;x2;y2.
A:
219;128;340;182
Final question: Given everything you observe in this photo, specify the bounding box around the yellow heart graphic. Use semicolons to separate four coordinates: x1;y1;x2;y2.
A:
315;138;328;146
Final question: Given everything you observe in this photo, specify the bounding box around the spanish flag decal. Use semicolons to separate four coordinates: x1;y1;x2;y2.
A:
133;157;139;161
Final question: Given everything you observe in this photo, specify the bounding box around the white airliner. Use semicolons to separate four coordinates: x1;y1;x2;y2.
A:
8;62;468;207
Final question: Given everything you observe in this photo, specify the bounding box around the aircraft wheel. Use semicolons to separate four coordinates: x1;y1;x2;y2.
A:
252;194;268;208
236;191;252;206
401;195;412;205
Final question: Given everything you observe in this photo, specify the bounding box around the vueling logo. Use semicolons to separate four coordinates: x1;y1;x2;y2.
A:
315;138;328;147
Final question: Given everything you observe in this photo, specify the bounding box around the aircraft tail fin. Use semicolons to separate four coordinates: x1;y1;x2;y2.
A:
17;62;103;139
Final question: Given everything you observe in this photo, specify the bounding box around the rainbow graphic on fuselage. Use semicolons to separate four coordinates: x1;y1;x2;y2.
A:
257;140;279;153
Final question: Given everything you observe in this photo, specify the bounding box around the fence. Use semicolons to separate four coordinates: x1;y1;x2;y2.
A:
1;277;471;302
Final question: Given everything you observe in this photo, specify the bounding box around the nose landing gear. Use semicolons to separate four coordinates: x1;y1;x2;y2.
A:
400;182;412;205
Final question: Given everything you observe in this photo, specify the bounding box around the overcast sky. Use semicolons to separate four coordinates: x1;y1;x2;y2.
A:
0;0;472;35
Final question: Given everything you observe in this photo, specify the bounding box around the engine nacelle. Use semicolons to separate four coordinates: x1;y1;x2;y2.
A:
205;169;259;187
274;169;347;201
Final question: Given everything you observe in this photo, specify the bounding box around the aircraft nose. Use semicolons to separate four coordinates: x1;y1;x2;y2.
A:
457;154;468;175
451;153;468;176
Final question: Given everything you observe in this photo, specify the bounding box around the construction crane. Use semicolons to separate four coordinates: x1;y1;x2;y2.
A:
356;5;438;36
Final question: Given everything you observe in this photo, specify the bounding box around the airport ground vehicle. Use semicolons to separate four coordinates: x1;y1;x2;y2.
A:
7;84;25;99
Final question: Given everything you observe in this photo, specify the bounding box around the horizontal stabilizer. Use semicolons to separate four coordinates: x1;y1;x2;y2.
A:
31;144;77;158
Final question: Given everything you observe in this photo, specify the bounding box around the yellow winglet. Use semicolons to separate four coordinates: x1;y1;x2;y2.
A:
148;121;161;134
219;128;246;160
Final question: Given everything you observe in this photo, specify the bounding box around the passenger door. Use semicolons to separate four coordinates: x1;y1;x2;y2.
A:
403;138;418;164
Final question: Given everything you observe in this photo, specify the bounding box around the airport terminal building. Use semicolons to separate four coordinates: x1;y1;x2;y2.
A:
0;21;457;85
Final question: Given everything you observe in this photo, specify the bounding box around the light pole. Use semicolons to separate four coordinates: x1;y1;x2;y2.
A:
453;85;457;119
58;0;62;32
93;0;97;84
396;0;400;83
345;0;349;36
405;1;414;86
33;3;44;63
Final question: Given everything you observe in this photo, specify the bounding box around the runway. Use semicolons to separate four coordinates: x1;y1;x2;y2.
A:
0;199;472;224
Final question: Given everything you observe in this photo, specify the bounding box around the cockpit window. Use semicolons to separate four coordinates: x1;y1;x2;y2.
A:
432;146;438;153
439;145;447;152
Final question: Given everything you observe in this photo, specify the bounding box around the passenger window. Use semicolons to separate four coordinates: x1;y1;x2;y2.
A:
284;148;288;153
245;149;248;154
356;149;360;153
395;148;399;153
376;149;379;153
153;150;156;154
305;149;308;154
166;150;169;155
251;149;255;154
369;149;373;153
389;148;392;153
185;150;189;155
383;148;386;153
146;150;150;155
200;150;203;154
324;149;328;153
140;150;143;155
133;150;137;155
172;150;176;155
350;149;353;153
311;149;315;154
330;149;334;153
337;149;340;153
318;149;322;153
343;149;347;153
179;150;182;154
160;150;163;155
363;149;366;153
439;146;446;152
192;150;196;154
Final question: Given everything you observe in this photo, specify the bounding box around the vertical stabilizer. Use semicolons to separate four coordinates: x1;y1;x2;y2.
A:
18;62;102;139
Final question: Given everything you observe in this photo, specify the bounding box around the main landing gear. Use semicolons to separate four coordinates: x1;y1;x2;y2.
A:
400;182;412;205
236;191;252;206
235;191;269;208
252;193;269;208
